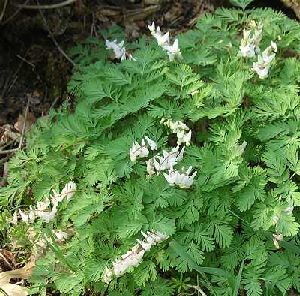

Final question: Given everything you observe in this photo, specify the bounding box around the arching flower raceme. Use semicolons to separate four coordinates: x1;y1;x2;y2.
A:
16;181;76;224
148;22;181;61
102;230;168;283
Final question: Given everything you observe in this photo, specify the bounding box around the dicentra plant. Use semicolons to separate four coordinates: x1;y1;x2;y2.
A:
1;8;300;296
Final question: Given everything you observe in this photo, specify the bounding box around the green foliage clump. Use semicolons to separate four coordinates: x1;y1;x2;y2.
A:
1;8;300;296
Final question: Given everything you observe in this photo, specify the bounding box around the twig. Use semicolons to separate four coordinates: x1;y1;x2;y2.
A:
18;99;29;149
38;5;76;66
0;287;9;296
0;0;8;22
16;54;35;68
15;0;77;10
1;0;30;25
0;148;19;155
187;285;207;296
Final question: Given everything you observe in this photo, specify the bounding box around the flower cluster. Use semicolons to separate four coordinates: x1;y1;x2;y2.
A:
15;181;76;224
148;22;181;61
239;21;277;79
239;20;263;58
163;166;197;189
161;118;191;146
252;41;277;79
105;40;134;61
102;230;168;283
129;136;157;162
129;117;196;188
146;146;184;176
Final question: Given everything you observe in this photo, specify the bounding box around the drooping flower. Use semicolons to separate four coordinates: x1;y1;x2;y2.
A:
51;181;77;206
163;39;182;62
161;118;191;146
53;230;68;242
252;41;277;79
129;137;157;162
144;136;158;151
273;233;283;249
36;198;50;212
146;158;156;176
239;21;263;58
11;211;18;225
106;40;127;61
19;209;35;224
102;267;114;284
152;146;185;172
60;181;77;201
137;231;169;251
16;181;76;224
35;206;57;223
163;166;197;188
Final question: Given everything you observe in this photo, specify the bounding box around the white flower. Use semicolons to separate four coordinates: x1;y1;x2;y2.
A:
51;181;76;206
130;139;149;162
60;181;77;200
252;41;277;79
36;198;50;212
163;39;182;61
145;136;158;151
130;137;157;162
18;209;35;224
11;211;18;225
36;207;57;223
146;159;156;176
53;230;68;242
273;233;283;249
153;146;184;172
102;267;113;284
14;181;76;225
252;61;269;79
161;118;191;146
163;166;197;188
239;21;263;58
106;39;126;61
147;22;155;33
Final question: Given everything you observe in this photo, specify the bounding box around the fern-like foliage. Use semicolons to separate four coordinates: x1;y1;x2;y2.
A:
1;7;300;296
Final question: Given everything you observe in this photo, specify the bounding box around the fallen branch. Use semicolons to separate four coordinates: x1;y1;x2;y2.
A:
0;0;8;22
0;148;19;155
14;0;77;10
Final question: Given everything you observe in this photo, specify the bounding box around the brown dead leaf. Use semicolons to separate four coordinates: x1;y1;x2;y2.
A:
0;249;16;272
0;124;19;144
14;112;35;134
0;261;34;296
